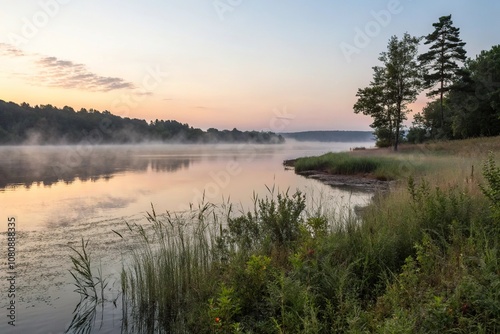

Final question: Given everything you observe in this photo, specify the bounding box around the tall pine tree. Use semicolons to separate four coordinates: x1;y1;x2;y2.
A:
418;15;467;131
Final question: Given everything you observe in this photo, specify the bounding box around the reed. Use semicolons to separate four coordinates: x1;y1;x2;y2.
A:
67;238;109;333
120;203;220;332
68;238;108;301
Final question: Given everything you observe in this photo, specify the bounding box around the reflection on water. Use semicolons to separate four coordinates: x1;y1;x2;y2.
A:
0;142;374;333
0;145;192;190
66;298;103;334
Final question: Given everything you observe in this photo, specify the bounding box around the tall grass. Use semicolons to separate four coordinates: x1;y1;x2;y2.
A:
119;203;219;333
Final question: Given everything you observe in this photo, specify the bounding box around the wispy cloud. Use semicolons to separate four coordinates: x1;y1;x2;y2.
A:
0;43;136;92
0;43;25;57
36;56;136;91
134;91;153;97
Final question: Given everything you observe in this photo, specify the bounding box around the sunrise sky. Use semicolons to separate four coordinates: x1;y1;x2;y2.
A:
1;0;499;132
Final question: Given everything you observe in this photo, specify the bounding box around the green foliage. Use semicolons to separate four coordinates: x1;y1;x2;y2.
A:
460;247;500;330
362;160;500;333
374;216;500;333
375;308;415;334
225;213;261;253
480;152;500;219
208;284;242;333
419;15;467;130
354;79;397;148
354;33;423;150
388;16;500;142
259;191;306;250
245;255;272;285
267;272;321;333
450;45;500;139
408;178;475;244
410;100;454;141
295;152;379;174
415;44;500;141
306;216;328;238
219;190;306;258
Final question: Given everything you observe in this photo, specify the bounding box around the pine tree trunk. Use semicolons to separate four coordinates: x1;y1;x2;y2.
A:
440;80;444;127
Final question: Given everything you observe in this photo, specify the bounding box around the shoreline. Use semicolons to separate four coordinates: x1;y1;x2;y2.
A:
284;158;394;192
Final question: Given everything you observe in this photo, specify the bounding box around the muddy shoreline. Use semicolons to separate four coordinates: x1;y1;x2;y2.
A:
284;159;394;192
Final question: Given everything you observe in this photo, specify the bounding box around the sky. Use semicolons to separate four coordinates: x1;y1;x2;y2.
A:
0;0;499;132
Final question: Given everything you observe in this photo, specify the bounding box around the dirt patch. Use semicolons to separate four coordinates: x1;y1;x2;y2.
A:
296;170;394;192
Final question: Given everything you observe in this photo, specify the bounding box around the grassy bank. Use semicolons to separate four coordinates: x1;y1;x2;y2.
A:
292;136;499;183
292;152;412;181
70;137;500;333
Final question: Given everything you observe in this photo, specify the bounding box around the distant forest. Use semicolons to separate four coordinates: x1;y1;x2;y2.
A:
0;100;284;145
281;131;374;142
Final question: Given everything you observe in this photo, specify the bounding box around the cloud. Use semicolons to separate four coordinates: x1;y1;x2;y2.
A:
35;56;136;92
0;43;25;57
134;91;153;97
0;43;136;92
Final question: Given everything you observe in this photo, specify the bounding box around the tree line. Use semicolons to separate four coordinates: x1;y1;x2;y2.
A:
354;15;500;150
0;100;284;145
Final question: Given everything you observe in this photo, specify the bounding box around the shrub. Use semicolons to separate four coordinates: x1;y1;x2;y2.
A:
480;152;500;221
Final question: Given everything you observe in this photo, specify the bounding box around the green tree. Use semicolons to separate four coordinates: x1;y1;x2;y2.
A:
407;111;430;144
354;33;422;151
418;15;467;132
411;99;454;140
448;45;500;138
354;71;395;147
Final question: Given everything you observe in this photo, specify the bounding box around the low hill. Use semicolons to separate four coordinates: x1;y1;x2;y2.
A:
281;130;374;142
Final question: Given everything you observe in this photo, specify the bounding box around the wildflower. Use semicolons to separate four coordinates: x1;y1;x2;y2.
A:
215;317;220;323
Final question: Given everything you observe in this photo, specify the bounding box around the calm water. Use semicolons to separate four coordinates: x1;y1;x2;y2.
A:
0;142;373;333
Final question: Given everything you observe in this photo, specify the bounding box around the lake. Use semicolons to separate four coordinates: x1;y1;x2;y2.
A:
0;142;373;333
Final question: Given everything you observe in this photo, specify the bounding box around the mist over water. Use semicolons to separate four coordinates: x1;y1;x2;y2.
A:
0;142;374;231
0;141;373;333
